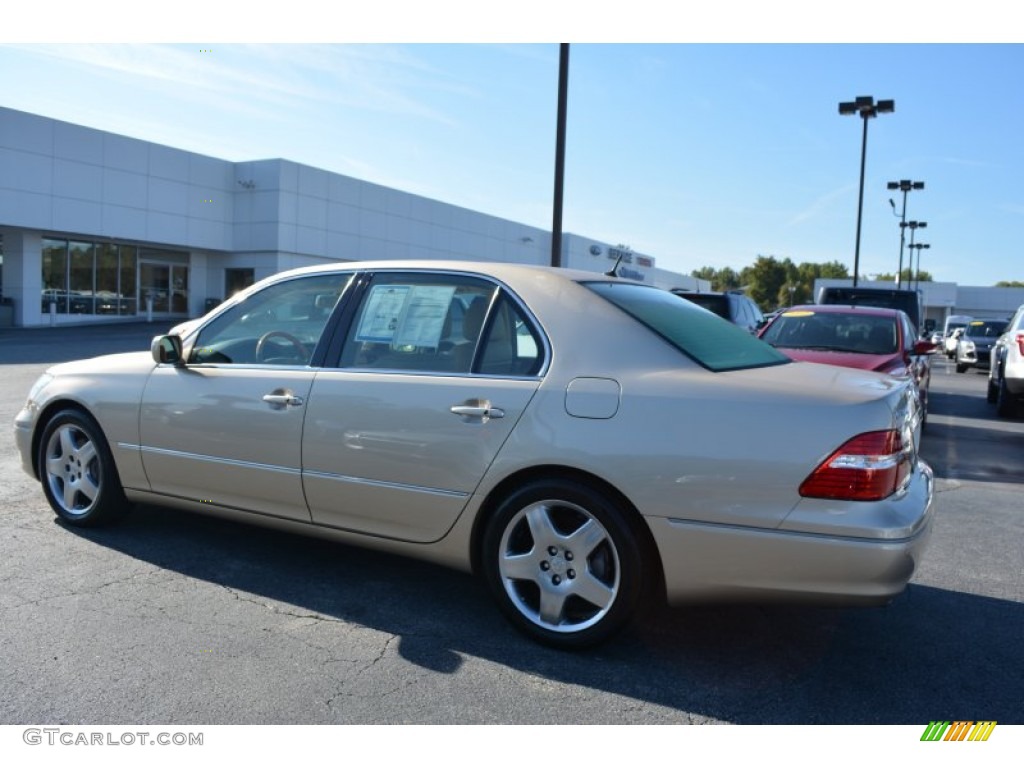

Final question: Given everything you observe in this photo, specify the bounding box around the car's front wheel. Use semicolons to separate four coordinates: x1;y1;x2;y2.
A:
37;409;131;527
482;479;649;649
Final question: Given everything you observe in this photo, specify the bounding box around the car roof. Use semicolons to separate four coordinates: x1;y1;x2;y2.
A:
780;304;905;318
266;259;625;285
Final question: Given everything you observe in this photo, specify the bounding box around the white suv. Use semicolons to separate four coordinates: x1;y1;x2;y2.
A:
988;304;1024;417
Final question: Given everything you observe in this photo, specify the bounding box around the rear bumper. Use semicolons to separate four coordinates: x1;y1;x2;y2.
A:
649;461;934;606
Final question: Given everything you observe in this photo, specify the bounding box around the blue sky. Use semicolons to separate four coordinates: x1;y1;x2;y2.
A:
2;7;1022;287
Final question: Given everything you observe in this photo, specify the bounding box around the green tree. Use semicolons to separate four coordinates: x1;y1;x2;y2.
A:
740;255;791;310
996;280;1024;287
874;268;932;283
690;266;741;292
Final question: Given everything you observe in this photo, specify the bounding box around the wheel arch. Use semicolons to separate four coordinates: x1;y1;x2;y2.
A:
468;464;666;604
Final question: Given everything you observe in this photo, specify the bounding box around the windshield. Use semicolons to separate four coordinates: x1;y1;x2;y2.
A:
585;282;788;372
761;310;898;355
964;320;1006;339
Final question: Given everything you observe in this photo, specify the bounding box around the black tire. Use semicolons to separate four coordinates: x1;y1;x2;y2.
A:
481;479;649;649
996;375;1018;418
987;377;999;404
37;409;131;527
955;363;967;374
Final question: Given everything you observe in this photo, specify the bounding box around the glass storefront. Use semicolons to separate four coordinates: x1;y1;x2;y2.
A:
41;238;184;316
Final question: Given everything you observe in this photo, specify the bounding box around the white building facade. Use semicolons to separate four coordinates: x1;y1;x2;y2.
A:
0;107;703;328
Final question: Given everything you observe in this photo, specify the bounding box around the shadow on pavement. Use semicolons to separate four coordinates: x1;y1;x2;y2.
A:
64;504;1024;724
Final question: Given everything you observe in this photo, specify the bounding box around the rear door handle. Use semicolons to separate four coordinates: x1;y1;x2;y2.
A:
450;401;505;422
263;391;304;408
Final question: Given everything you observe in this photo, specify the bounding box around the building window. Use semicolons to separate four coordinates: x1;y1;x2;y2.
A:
41;238;68;313
225;268;255;298
41;238;140;315
69;241;95;314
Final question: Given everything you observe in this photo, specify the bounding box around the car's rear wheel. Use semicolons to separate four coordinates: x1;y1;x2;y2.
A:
38;409;131;527
482;479;648;649
996;374;1019;418
987;377;999;404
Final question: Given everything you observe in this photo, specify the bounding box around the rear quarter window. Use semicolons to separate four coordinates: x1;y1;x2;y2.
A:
585;282;789;372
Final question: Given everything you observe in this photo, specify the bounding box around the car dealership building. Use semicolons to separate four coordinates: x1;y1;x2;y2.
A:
0;106;700;328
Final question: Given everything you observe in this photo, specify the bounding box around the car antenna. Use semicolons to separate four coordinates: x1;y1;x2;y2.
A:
605;251;625;277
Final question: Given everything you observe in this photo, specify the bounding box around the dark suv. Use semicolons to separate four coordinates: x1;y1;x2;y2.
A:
671;290;765;334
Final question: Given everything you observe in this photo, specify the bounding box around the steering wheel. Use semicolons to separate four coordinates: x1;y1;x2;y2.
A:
255;331;309;363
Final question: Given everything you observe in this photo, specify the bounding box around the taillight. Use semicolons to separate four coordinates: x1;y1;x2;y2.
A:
800;430;911;501
1016;333;1024;356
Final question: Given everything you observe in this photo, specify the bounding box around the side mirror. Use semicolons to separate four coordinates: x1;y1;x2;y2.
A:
151;334;184;365
913;340;937;355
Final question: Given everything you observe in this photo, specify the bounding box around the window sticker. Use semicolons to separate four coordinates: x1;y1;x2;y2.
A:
354;285;411;343
354;284;458;349
393;285;457;349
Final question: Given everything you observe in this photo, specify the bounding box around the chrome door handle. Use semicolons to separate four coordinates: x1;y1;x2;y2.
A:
450;403;505;421
263;392;304;407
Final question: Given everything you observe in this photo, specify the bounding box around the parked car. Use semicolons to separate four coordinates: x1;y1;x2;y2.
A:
670;289;765;334
943;314;973;347
944;327;966;358
758;304;935;422
955;319;1007;373
15;262;934;649
988;304;1024;418
816;286;923;333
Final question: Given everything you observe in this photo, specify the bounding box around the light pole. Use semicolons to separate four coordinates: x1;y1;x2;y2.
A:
551;43;569;268
901;220;927;287
839;96;894;286
909;242;930;291
887;179;924;288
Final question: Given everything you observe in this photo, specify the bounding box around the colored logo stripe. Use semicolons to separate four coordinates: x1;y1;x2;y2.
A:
920;721;996;742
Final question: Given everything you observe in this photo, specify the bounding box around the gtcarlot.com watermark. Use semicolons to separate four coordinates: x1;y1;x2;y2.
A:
23;728;203;747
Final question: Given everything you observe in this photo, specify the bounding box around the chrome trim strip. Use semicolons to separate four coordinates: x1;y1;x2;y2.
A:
324;366;543;381
136;445;301;475
302;469;469;499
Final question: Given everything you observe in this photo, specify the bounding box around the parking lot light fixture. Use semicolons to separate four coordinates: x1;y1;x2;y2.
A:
887;180;925;288
900;221;927;284
910;242;931;291
839;96;895;286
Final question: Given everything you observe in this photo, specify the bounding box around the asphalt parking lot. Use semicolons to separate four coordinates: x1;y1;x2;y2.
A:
1;322;1022;725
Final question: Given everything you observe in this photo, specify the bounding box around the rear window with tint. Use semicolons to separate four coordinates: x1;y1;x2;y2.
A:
585;282;789;372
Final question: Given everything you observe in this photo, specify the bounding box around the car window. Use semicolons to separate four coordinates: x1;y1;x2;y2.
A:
585;282;789;372
678;293;730;319
746;298;765;326
476;294;545;377
189;273;352;365
761;310;898;355
338;273;499;374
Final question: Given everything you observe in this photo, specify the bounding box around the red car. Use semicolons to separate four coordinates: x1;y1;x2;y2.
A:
759;304;936;422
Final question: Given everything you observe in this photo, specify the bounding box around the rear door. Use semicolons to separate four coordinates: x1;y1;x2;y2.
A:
301;271;547;542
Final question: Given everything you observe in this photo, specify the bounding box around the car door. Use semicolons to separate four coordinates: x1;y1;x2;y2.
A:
301;271;547;543
138;272;353;521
